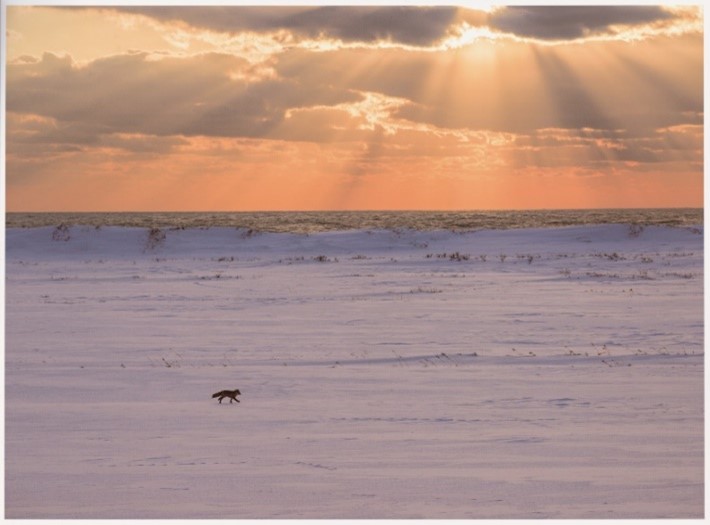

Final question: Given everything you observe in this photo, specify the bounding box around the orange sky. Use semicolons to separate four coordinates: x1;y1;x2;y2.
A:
4;4;704;211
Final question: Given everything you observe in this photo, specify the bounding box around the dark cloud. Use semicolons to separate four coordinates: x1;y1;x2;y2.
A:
7;51;361;142
489;6;677;41
101;5;684;44
111;6;462;46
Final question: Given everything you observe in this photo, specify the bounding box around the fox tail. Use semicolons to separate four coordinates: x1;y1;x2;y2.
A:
212;391;221;398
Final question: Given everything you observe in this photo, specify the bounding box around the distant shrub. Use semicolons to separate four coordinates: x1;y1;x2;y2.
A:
51;224;71;242
313;255;338;263
409;287;443;294
663;272;695;279
628;224;645;238
449;252;470;261
427;252;471;262
145;228;166;251
516;254;535;264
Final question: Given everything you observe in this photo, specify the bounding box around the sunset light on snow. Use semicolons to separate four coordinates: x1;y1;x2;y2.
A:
4;4;704;211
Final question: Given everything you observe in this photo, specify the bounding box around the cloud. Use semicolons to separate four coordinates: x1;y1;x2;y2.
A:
7;51;361;142
6;13;703;185
488;6;678;41
109;6;464;47
507;126;703;168
274;36;702;137
88;5;698;47
8;31;702;159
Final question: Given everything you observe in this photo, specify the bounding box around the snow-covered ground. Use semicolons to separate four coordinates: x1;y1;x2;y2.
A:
4;223;704;518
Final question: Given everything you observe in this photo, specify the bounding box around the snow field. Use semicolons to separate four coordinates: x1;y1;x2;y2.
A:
4;224;704;518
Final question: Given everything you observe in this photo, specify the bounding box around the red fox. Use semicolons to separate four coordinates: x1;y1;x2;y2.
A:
212;389;241;404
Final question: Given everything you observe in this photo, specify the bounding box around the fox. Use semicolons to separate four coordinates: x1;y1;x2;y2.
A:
212;389;241;404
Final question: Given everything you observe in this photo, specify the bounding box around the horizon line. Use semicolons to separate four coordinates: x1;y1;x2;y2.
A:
6;207;704;214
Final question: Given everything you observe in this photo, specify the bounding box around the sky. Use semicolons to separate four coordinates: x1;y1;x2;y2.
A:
3;3;704;211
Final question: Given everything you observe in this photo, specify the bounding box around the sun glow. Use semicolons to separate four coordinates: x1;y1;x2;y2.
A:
440;24;504;49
